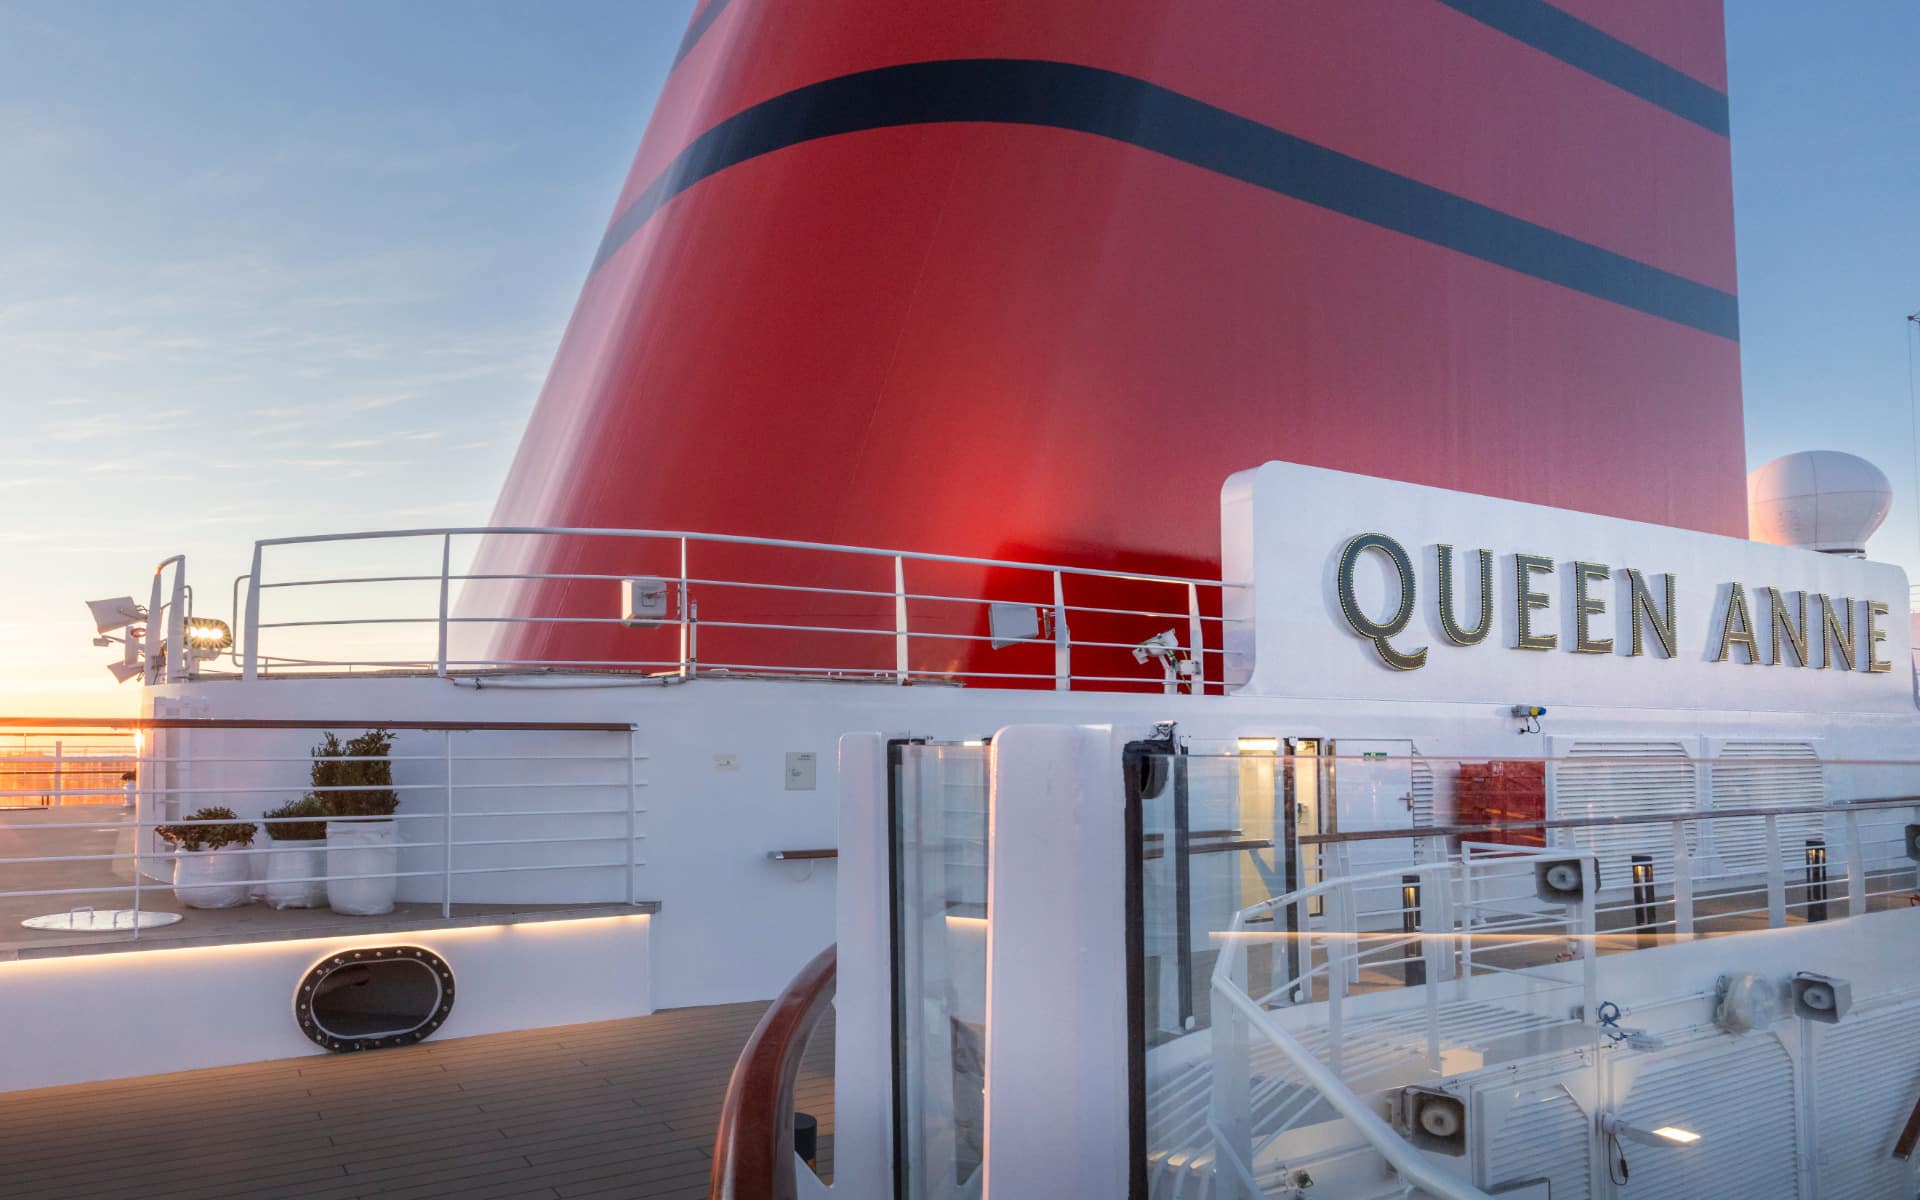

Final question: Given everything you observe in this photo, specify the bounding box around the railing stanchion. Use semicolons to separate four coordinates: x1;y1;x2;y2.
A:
678;537;692;679
893;556;909;683
1765;813;1786;928
442;730;454;919
435;533;452;677
1187;582;1204;694
625;728;638;906
51;740;62;806
1210;927;1255;1200
130;742;144;940
1671;818;1694;939
1844;809;1867;917
1052;571;1070;690
1420;865;1442;1071
1457;854;1475;998
241;543;262;680
1580;857;1599;1023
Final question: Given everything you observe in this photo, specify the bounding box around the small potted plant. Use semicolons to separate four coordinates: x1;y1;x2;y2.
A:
317;730;402;915
157;806;258;908
261;795;329;909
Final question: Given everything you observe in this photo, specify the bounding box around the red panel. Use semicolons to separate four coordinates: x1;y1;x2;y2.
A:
616;0;1734;290
475;2;1744;680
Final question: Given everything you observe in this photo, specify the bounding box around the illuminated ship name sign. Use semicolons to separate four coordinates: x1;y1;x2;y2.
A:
1219;462;1913;712
1333;531;1896;676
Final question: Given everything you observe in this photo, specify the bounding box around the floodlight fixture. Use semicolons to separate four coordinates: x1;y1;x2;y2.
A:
1600;1112;1701;1147
107;660;144;684
86;596;145;635
183;617;233;655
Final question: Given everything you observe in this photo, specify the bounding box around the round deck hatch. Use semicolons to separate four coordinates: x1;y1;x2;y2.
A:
296;945;455;1052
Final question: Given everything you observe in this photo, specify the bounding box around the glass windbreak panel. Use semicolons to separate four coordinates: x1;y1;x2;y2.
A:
890;741;989;1200
1135;747;1920;1199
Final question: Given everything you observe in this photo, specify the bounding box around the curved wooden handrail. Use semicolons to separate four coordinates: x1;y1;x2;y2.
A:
710;943;837;1200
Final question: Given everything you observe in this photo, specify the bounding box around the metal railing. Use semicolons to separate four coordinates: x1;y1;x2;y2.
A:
0;717;646;945
1141;751;1920;1200
207;526;1244;691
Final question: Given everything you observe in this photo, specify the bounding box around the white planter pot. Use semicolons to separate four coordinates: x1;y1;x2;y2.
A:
326;820;399;916
264;838;328;909
173;846;253;909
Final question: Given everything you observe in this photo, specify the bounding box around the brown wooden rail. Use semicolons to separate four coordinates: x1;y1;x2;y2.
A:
710;943;836;1200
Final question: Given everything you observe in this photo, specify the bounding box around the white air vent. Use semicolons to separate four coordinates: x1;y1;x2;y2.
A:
1707;740;1824;876
1481;1079;1591;1200
1812;1001;1920;1200
1614;1033;1799;1200
1548;739;1697;885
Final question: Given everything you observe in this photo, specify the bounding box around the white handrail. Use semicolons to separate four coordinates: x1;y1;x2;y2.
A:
1212;979;1496;1200
235;524;1248;686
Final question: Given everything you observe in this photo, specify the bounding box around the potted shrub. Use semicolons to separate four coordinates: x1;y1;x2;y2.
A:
262;795;329;909
157;806;258;909
317;730;402;916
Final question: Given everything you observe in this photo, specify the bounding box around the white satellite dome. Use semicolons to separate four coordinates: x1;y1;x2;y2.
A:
1747;450;1893;556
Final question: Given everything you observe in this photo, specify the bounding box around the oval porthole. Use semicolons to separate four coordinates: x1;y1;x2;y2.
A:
295;945;455;1053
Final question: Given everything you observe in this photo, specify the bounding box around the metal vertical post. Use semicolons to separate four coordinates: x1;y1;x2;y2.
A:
1420;866;1443;1071
242;543;263;680
678;537;692;679
1765;814;1786;928
1580;858;1599;1025
1209;940;1254;1200
1051;571;1070;690
1186;582;1204;693
435;533;452;676
1172;753;1194;1029
442;730;455;918
51;740;62;806
131;731;145;940
625;729;638;905
893;556;909;683
1844;810;1867;917
1670;818;1694;938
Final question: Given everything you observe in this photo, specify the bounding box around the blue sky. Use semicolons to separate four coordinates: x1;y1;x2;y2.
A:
0;1;1914;712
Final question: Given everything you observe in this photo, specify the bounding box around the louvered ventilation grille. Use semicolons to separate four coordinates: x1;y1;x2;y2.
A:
1707;740;1824;877
1617;1035;1799;1200
1552;741;1695;884
1814;1002;1920;1200
1484;1083;1590;1200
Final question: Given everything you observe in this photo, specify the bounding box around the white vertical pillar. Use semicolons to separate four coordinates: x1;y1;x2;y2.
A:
982;725;1129;1200
834;733;894;1199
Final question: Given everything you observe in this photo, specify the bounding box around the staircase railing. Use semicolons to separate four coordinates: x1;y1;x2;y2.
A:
711;944;836;1200
1204;848;1599;1200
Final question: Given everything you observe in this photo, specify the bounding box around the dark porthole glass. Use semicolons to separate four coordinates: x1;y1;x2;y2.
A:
295;945;455;1052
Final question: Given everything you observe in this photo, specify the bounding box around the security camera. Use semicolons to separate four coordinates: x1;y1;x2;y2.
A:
1132;630;1180;664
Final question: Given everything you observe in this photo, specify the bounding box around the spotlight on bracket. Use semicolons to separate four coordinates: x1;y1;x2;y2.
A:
1790;971;1852;1024
1396;1087;1467;1156
182;617;232;657
1534;857;1596;903
1904;824;1920;863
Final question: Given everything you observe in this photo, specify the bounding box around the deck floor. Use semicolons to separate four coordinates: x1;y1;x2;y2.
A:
0;1002;834;1200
